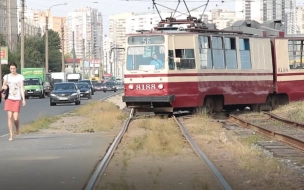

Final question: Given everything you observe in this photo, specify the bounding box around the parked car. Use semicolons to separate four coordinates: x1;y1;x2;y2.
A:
76;82;92;99
50;82;81;106
78;79;95;95
103;81;117;92
116;82;124;90
93;83;105;91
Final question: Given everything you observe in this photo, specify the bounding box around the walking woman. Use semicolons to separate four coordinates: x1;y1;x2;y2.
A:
1;62;26;141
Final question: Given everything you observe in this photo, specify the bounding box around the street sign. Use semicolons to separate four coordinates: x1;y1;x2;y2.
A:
1;46;8;64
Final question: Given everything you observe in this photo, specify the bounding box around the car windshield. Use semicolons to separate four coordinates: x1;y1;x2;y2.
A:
53;79;63;83
91;81;98;84
24;79;40;85
94;83;103;86
126;45;165;71
79;80;90;85
76;83;89;89
54;83;75;90
105;82;114;86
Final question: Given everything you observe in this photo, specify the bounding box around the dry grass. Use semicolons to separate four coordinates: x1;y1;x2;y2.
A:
128;117;185;157
183;114;297;187
272;101;304;122
21;100;127;134
20;116;60;134
73;101;128;132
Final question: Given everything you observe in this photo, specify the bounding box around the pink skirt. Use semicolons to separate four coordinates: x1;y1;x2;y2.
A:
4;99;21;113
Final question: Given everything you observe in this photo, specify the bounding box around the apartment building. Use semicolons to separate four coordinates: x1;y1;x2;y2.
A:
65;7;103;76
66;7;103;59
17;7;41;37
235;0;263;22
109;12;133;78
0;0;18;51
296;6;304;34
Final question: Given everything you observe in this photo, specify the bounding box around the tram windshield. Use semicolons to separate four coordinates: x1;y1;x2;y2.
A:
126;46;165;71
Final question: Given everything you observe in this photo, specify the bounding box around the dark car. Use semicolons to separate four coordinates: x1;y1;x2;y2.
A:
76;82;92;99
103;81;117;92
78;79;95;95
115;82;124;90
50;82;81;106
93;83;105;91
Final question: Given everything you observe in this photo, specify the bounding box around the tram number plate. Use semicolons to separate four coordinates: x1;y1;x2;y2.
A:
277;67;288;73
135;84;156;90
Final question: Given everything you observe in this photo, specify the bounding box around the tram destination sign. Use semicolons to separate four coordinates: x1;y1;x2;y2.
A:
128;36;164;45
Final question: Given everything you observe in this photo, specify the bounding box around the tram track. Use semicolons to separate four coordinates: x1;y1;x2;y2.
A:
85;109;232;190
227;112;304;158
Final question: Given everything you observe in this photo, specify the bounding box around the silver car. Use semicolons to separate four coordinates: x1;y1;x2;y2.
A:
50;82;81;106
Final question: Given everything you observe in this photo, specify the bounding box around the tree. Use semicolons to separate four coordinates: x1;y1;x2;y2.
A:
42;29;62;72
64;52;72;59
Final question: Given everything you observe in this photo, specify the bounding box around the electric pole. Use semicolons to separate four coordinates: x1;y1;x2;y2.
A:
45;10;49;73
20;0;25;68
88;41;91;78
7;0;12;50
72;31;76;73
93;43;95;78
82;39;85;78
61;19;65;73
105;51;107;73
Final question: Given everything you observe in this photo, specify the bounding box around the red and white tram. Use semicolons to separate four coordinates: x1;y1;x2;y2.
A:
122;19;304;113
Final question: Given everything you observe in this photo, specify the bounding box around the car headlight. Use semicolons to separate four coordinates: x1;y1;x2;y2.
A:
71;93;77;96
85;90;90;93
158;84;164;89
36;89;40;91
128;84;134;90
50;94;56;97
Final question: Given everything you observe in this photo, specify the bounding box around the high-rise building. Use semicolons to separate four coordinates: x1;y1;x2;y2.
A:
263;0;296;34
66;7;103;61
296;6;304;34
235;0;263;22
1;0;18;51
109;12;133;78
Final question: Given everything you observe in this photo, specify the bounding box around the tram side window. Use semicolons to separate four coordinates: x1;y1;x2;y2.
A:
239;38;251;69
168;50;175;70
225;38;237;69
212;37;225;69
288;40;304;69
175;49;196;70
198;36;212;69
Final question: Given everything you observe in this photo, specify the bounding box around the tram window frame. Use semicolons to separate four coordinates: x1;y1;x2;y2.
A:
212;36;225;69
198;36;212;69
288;40;304;69
224;37;238;69
239;38;252;70
168;50;175;70
175;49;196;70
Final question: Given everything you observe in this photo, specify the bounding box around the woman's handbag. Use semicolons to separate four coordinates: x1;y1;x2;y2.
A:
1;75;9;100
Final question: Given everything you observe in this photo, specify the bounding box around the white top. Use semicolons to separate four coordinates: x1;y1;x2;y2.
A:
3;74;25;100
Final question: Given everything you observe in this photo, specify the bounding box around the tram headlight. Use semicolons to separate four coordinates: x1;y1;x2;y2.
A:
128;84;134;90
158;84;164;89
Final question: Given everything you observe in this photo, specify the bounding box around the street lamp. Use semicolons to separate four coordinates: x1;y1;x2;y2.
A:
45;3;67;73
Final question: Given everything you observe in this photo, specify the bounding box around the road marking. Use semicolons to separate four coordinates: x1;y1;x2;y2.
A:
0;133;9;138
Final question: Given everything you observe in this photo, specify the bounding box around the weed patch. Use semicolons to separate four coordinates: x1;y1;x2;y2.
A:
272;101;304;122
128;118;185;157
20;116;59;134
73;101;128;132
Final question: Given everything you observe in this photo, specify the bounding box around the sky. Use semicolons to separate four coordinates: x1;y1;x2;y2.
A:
20;0;304;34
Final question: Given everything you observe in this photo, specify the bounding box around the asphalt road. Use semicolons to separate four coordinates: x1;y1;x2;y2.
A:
0;90;123;190
0;90;121;136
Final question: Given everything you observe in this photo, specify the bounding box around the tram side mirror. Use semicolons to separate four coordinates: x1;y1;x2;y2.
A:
174;58;181;63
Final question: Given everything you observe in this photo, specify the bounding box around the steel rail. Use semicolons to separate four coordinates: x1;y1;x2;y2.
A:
228;114;304;152
173;116;232;190
263;112;304;129
84;106;134;190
